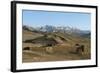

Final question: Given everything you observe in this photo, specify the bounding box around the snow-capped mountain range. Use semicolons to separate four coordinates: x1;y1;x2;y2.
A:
23;25;90;37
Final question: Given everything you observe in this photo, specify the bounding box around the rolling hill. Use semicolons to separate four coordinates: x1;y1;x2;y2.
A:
22;25;91;63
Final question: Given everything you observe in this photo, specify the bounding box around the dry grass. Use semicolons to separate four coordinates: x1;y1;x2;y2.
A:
22;42;90;63
22;30;91;63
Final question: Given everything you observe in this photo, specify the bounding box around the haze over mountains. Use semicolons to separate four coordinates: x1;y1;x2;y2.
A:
23;25;90;38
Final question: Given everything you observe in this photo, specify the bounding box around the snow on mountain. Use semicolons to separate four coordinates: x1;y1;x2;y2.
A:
23;25;90;37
